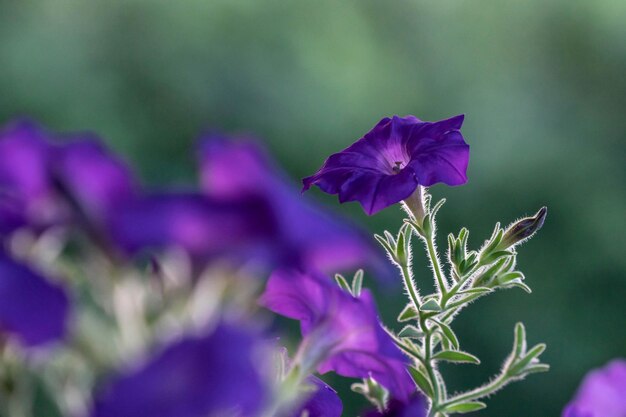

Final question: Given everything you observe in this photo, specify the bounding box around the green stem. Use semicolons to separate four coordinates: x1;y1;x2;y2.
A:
399;261;421;311
425;234;448;299
438;373;508;411
420;318;443;415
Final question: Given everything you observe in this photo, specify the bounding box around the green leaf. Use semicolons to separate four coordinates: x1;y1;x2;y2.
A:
433;350;480;364
396;229;406;262
458;287;492;295
383;231;396;247
525;364;550;374
509;343;546;375
430;198;446;219
352;269;364;297
397;304;419;322
334;274;351;293
398;325;424;339
497;271;525;285
420;299;441;312
508;279;532;294
442;401;487;413
374;234;394;256
408;366;434;398
513;322;527;358
480;250;513;265
431;319;459;350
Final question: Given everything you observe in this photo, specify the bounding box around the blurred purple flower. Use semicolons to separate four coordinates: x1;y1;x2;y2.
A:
108;192;278;261
288;376;343;417
363;395;428;417
260;269;414;402
0;251;70;347
302;115;469;215
198;136;388;276
52;137;138;226
0;120;66;232
562;359;626;417
91;322;269;417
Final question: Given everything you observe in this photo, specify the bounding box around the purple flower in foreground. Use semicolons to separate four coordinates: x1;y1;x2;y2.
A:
260;269;414;402
562;359;626;417
108;192;277;261
0;251;70;347
91;323;269;417
0;120;66;232
363;395;428;417
302;115;469;215
52;137;138;226
198;136;387;275
288;376;343;417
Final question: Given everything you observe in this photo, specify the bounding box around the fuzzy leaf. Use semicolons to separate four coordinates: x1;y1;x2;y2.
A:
433;350;480;364
352;269;364;297
442;401;487;413
408;366;434;398
398;325;424;339
420;299;441;312
334;274;351;293
432;319;459;350
397;304;419;322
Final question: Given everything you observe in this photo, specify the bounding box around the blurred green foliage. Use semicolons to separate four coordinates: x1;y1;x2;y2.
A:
1;1;624;415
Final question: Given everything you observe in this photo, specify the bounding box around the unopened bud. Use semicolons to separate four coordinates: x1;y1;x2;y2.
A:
499;207;547;249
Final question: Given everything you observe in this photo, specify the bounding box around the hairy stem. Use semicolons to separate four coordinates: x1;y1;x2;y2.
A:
437;373;508;411
399;260;421;311
424;234;448;299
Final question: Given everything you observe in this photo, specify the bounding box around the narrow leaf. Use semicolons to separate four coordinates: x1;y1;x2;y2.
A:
443;401;487;413
432;319;459;350
352;269;364;297
433;350;480;364
420;299;441;312
374;234;394;256
398;325;424;339
458;287;492;295
513;322;527;358
397;304;419;322
408;367;434;398
334;274;351;293
510;343;547;375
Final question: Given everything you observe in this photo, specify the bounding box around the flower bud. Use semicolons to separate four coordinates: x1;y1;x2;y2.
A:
499;207;547;249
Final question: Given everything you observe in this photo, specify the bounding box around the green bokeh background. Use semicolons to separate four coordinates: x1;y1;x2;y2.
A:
1;1;624;415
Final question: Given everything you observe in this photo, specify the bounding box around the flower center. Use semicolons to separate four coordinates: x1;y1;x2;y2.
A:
392;161;403;174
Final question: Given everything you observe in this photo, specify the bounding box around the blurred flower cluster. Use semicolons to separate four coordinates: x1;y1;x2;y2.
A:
0;116;622;417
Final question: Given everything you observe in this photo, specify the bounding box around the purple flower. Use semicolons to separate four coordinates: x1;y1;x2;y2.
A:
363;395;428;417
260;269;414;402
108;192;278;261
198;136;387;275
0;120;66;232
91;322;269;417
562;359;626;417
52;137;138;226
288;376;343;417
0;251;70;347
302;115;469;215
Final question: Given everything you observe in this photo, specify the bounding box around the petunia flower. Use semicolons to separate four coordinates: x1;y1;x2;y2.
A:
107;192;278;262
91;322;269;417
259;269;414;402
0;119;67;232
52;136;138;228
0;251;70;347
302;115;469;215
562;359;626;417
198;135;388;276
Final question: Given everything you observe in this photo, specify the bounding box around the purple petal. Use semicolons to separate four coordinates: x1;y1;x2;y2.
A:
91;323;269;417
562;359;626;417
0;119;66;230
108;192;277;261
288;376;342;417
52;137;138;224
0;252;70;347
